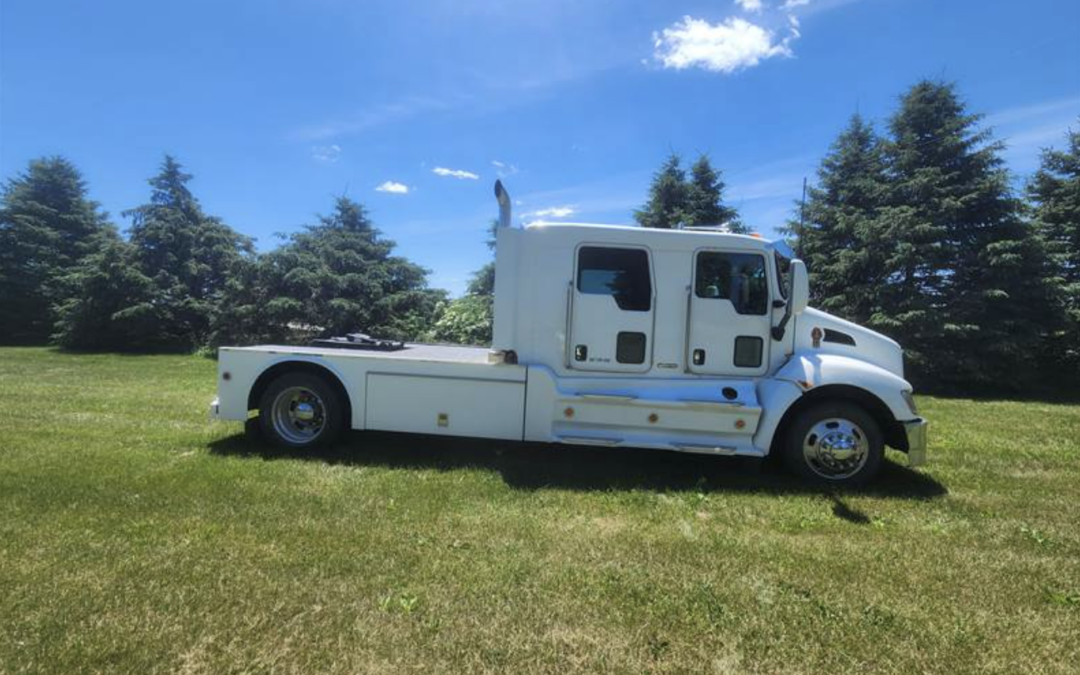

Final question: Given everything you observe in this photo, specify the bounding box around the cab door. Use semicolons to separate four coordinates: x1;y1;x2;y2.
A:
687;249;771;377
568;245;654;373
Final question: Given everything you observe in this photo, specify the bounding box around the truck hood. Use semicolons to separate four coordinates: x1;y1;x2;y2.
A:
795;308;905;379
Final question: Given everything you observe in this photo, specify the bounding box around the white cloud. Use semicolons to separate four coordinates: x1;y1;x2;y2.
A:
311;144;342;163
375;181;409;194
525;206;576;219
653;16;797;74
736;0;765;12
781;0;811;9
433;166;480;180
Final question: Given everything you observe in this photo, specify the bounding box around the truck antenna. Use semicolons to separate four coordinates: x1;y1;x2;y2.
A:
495;180;512;229
796;176;807;259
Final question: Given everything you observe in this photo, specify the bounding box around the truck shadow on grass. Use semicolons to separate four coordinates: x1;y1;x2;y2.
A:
208;430;947;501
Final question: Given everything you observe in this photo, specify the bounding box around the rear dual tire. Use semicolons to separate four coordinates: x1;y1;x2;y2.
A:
257;373;345;449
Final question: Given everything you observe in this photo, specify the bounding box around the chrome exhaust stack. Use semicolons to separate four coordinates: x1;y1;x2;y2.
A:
495;179;511;229
489;179;518;364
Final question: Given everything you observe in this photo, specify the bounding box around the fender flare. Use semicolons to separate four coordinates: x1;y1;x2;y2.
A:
754;353;915;455
246;356;356;426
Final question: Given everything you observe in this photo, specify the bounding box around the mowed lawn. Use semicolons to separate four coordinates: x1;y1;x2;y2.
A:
0;348;1078;674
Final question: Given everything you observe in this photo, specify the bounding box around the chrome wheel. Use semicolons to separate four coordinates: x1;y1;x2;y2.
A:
802;417;869;480
270;386;326;445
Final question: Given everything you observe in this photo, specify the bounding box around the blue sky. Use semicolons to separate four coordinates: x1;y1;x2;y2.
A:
3;0;1078;295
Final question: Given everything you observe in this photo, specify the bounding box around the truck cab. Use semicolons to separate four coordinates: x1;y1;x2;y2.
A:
211;182;927;486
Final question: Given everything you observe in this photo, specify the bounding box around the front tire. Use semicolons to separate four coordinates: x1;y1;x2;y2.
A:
784;401;883;487
257;372;345;449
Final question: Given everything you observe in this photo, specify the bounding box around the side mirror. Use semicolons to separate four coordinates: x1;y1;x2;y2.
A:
771;258;808;341
790;259;809;315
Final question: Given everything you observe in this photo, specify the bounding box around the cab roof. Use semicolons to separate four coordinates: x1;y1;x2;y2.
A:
521;221;777;253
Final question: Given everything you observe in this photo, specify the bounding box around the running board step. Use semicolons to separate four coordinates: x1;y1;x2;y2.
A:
670;442;738;455
557;435;622;447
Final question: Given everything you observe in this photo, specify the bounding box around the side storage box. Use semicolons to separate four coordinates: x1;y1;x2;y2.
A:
365;373;525;440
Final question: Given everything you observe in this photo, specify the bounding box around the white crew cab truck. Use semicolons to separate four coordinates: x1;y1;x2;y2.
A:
210;182;927;486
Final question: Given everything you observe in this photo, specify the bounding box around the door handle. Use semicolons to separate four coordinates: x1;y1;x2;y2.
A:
692;349;705;366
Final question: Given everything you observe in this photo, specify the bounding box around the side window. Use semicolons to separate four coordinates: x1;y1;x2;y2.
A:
577;247;652;312
695;251;768;315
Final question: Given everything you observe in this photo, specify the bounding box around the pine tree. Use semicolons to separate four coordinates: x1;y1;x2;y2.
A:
1029;125;1080;379
788;115;890;324
634;153;688;229
52;240;158;350
880;81;1055;388
121;156;253;348
684;155;744;232
635;153;743;232
0;157;114;344
213;196;443;345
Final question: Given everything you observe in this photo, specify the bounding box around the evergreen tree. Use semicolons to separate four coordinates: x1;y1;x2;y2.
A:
788;114;890;324
684;155;744;232
1029;125;1080;379
879;81;1055;387
635;153;743;231
0;157;114;344
213;196;444;345
52;240;158;350
120;156;253;348
634;153;689;229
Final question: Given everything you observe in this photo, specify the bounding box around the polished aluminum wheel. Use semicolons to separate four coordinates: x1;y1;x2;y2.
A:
802;417;869;480
270;386;326;445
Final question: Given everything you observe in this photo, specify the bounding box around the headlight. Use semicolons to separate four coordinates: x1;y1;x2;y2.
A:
901;390;918;415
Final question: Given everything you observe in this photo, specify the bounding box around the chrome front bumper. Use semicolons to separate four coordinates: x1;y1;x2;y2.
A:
903;418;928;467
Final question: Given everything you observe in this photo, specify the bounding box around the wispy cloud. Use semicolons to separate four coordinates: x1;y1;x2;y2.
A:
735;0;765;13
491;160;520;178
311;144;342;163
781;0;811;9
375;181;410;194
525;205;576;220
982;96;1080;129
652;16;798;74
433;166;480;180
295;95;460;141
982;95;1080;172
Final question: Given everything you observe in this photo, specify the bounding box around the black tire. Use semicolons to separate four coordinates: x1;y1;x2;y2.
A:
244;416;263;442
784;401;883;487
257;372;345;449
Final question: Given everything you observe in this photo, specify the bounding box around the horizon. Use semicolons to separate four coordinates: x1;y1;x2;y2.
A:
3;0;1078;295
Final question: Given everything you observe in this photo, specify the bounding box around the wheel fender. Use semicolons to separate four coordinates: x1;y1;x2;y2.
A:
248;356;358;428
754;353;914;455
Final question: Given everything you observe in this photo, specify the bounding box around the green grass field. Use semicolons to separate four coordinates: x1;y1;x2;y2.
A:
1;347;1078;674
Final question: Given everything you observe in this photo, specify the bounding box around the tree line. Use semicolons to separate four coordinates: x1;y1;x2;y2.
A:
633;80;1079;392
2;79;1077;392
0;156;445;351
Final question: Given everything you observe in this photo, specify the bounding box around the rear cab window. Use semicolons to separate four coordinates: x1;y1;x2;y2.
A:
577;246;652;311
